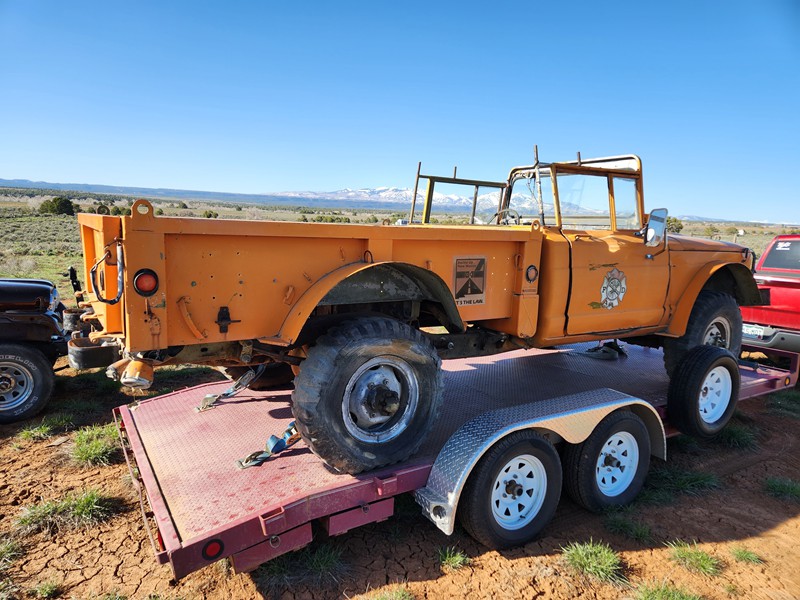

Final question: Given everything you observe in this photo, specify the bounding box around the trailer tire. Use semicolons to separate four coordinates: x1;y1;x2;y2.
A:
458;431;561;549
221;363;294;391
562;411;650;513
292;317;443;474
0;343;55;424
663;290;742;377
667;345;740;439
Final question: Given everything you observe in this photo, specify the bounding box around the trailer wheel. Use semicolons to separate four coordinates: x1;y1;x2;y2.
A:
0;343;55;424
563;411;650;513
458;431;561;549
663;290;742;377
221;363;294;391
292;317;443;474
667;345;740;439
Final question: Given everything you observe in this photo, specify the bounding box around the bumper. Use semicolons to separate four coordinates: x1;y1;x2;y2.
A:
742;323;800;354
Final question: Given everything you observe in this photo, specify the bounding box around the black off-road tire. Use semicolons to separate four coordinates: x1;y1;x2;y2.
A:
291;317;443;474
562;411;651;513
663;290;742;377
0;343;55;424
458;431;562;549
221;363;295;391
667;345;740;439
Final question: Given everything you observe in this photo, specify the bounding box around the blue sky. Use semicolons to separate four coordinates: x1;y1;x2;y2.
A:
1;1;798;223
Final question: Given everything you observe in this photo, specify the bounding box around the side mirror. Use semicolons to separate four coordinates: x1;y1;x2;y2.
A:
644;208;668;249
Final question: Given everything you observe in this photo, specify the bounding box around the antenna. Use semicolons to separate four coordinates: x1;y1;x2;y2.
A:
576;151;582;166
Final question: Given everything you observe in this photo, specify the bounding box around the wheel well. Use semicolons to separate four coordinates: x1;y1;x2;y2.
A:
528;405;666;461
295;263;464;345
702;264;761;306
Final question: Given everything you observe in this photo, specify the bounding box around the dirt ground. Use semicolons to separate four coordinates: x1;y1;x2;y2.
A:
1;359;799;600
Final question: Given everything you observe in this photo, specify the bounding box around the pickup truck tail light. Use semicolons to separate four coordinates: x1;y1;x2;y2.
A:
133;269;159;297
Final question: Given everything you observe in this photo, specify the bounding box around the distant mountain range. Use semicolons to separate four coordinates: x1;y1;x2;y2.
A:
0;177;762;223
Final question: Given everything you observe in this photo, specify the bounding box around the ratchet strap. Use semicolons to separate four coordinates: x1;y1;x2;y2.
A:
195;363;267;412
236;421;301;469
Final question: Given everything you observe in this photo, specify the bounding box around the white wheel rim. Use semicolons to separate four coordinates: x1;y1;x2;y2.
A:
490;454;547;530
698;366;732;424
594;431;639;497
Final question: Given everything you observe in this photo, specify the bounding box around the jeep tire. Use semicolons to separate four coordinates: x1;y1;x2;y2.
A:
0;343;55;424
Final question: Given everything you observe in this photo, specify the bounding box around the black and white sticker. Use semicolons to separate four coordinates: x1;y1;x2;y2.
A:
454;257;486;306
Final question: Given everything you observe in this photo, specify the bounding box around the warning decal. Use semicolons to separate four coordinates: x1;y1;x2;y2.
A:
454;257;486;306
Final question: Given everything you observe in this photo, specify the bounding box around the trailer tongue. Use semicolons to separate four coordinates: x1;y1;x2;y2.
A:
115;345;797;580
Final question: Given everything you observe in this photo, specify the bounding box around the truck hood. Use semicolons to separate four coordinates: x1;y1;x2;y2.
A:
0;278;58;312
667;235;746;253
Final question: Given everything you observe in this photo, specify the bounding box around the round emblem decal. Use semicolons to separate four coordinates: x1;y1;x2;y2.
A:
600;267;627;309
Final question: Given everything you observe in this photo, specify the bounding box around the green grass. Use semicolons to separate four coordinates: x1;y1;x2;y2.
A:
369;586;415;600
437;546;470;572
0;539;21;573
723;582;740;596
766;389;800;419
666;540;721;576
635;581;702;600
255;544;345;587
16;489;116;535
729;546;763;564
561;539;625;584
764;477;800;502
31;580;62;599
305;545;344;581
71;424;119;465
17;414;73;441
0;578;20;600
603;511;653;543
638;466;720;505
712;423;759;450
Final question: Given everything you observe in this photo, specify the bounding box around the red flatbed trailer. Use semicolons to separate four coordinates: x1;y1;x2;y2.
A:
115;344;798;580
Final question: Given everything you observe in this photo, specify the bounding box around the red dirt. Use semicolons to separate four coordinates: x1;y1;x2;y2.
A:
1;360;799;600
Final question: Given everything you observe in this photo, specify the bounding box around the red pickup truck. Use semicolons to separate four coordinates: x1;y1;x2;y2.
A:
741;235;800;354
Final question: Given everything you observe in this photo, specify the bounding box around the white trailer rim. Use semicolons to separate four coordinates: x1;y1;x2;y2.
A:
699;366;733;424
490;453;547;530
594;431;639;497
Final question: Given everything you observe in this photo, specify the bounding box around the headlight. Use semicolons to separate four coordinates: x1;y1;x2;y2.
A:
49;287;61;312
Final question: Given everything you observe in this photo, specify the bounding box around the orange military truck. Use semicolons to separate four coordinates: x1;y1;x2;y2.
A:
72;153;760;474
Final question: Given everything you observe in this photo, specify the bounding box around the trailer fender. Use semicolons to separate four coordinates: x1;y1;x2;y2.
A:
274;262;465;345
414;389;665;536
667;262;761;337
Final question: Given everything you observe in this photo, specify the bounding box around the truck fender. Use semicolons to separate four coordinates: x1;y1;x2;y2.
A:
667;262;761;337
275;262;465;345
414;390;665;535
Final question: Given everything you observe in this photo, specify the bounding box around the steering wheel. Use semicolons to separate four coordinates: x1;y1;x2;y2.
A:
489;208;521;225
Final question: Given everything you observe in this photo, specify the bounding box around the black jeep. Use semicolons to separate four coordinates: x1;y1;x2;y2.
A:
0;275;74;423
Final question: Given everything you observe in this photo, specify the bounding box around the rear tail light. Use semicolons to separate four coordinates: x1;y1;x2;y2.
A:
133;269;159;296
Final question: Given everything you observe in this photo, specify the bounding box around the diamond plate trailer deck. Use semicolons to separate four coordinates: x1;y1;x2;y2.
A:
115;344;798;579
